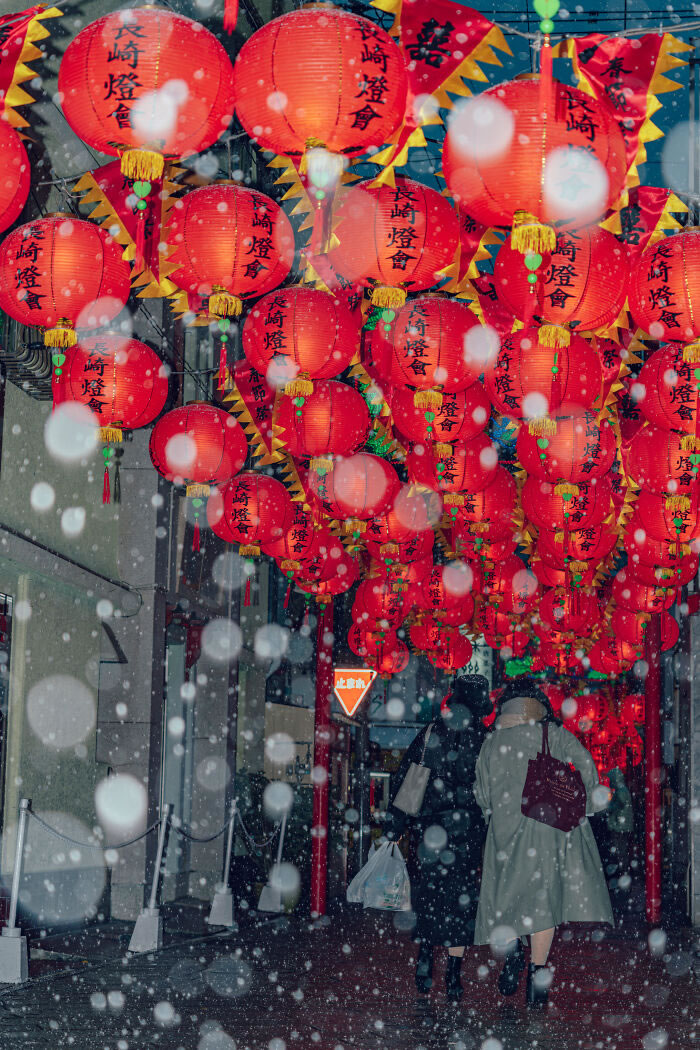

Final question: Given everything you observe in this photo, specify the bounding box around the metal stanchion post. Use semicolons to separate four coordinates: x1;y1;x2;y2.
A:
128;803;171;954
206;801;236;927
0;798;30;982
258;811;288;913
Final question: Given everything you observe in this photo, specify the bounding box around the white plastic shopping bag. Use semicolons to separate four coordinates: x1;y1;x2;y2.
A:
347;841;411;911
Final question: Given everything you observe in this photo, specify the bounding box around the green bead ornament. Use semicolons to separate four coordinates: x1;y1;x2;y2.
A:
533;0;559;17
527;273;538;285
524;253;543;271
136;199;148;211
425;412;436;422
694;368;700;380
537;438;549;449
540;17;554;31
382;309;395;322
218;318;231;333
132;180;152;199
192;498;203;509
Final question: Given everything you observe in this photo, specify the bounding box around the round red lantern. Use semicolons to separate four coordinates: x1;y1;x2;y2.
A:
451;466;517;539
0;216;130;347
329;178;459;308
232;7;407;158
417;563;478;614
538;521;618;565
522;476;612;533
626;556;698;590
633;491;700;545
366;532;434;575
485;327;602;427
381;555;435;594
169;185;294;318
407;434;498;503
366;486;443;554
637;345;700;449
263;503;315;575
531;555;596;590
539;588;600;633
309;453;400;531
297;551;360;602
392;382;490;448
428;632;473;673
348;625;399;660
353;579;405;628
298;527;347;582
409;617;442;653
494;227;629;346
611;569;675;614
517;414;616;489
610;609;679;651
275;380;369;470
243;286;359;395
0;123;29;233
626;424;700;511
389;296;482;409
443;78;626;239
59;8;236;180
54;335;168;439
365;638;410;678
452;531;516;563
482;554;536;608
207;472;291;556
436;596;475;627
624;523;695;568
620;693;645;726
629;231;700;358
149;402;248;494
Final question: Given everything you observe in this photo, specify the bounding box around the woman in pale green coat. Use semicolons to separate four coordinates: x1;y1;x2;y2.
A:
473;678;613;1008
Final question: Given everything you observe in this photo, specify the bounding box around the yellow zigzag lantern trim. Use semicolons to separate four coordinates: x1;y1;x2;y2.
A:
3;7;63;130
222;384;286;467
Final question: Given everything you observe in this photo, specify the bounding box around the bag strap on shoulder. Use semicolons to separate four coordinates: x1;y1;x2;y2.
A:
541;720;550;756
419;723;433;765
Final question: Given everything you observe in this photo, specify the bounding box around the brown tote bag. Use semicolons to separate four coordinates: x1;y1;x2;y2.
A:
521;722;586;833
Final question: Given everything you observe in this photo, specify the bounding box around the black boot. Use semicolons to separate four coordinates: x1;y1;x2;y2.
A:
445;955;463;1002
415;943;433;993
497;939;526;996
526;963;551;1009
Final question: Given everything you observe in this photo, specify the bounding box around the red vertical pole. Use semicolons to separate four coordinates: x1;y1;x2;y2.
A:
644;614;663;924
311;600;334;918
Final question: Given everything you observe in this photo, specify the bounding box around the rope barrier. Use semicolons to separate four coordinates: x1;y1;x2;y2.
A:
28;811;162;851
235;810;282;852
170;822;229;844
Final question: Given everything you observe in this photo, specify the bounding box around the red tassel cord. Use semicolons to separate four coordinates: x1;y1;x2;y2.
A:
223;0;238;33
283;580;292;609
192;518;201;553
102;465;110;506
303;599;310;628
134;211;146;272
218;319;230;391
244;574;252;608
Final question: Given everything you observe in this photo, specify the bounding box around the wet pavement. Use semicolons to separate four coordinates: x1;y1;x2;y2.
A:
0;905;697;1049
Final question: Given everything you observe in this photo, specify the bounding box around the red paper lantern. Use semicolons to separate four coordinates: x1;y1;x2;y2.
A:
531;555;596;590
409;617;442;652
348;625;399;660
298;528;347;582
365;638;410;678
149;402;248;493
54;335;168;437
329;178;459;307
169;185;294;318
637;345;700;449
242;286;359;394
633;490;700;545
407;434;498;503
482;554;536;609
0;217;130;346
485;327;602;424
275;380;369;469
539;588;600;633
380;555;436;594
353;579;405;628
436;596;476;627
627;556;698;589
443;78;626;235
624;522;694;568
365;486;443;553
297;551;360;602
538;521;618;565
620;693;645;726
626;424;700;510
610;609;679;651
452;531;516;563
366;531;434;570
207;472;291;555
578;693;608;725
451;466;517;539
494;227;629;345
59;7;236;180
389;296;482;408
309;453;400;530
263;502;316;574
517;413;616;488
611;570;675;614
232;7;407;158
0;123;29;233
522;476;612;533
392;382;490;447
417;563;478;613
629;231;700;357
428;631;473;673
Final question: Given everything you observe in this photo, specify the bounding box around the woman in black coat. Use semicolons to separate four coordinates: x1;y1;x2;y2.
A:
385;674;490;1001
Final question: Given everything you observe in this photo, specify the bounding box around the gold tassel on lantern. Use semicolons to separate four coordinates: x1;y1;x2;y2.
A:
342;518;367;535
528;417;557;436
371;285;406;309
379;543;399;560
568;560;589;574
683;340;700;363
99;426;123;444
310;456;333;473
554;530;565;544
120;148;165;181
414;389;443;412
680;435;700;452
433;442;453;457
665;494;691;512
239;544;261;557
538;324;570;348
670;542;691;556
443;493;465;507
280;559;301;574
284;373;314;397
510;210;556;254
554;482;580;498
186;483;210;499
44;319;77;348
209;287;243;318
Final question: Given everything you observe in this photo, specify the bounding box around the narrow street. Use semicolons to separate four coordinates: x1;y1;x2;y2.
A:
0;909;695;1050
